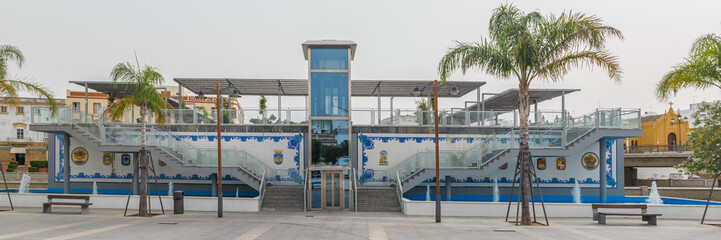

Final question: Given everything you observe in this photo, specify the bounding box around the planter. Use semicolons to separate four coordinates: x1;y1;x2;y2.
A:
38;167;48;172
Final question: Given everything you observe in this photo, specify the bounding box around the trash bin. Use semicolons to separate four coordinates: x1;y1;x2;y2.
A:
173;191;184;214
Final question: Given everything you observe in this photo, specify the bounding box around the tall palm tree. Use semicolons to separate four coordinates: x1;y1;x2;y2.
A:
656;33;721;100
438;4;623;225
0;44;57;114
105;59;171;217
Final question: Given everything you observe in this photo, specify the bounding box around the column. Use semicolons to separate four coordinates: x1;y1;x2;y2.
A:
599;138;607;202
63;133;71;194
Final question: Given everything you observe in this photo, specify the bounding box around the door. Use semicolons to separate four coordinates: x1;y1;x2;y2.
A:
16;154;26;166
321;171;344;210
667;133;677;151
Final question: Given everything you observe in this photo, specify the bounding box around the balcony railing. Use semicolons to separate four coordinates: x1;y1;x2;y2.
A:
32;106;641;130
625;145;692;153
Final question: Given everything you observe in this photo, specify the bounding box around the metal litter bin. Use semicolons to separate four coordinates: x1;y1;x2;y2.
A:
173;191;184;214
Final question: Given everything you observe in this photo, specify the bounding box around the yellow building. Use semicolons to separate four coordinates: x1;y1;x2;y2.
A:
626;103;692;151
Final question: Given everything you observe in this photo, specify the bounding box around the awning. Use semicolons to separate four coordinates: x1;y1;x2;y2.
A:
10;147;26;154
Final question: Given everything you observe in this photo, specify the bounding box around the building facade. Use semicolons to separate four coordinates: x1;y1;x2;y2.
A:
1;97;65;172
30;40;642;211
626;103;691;152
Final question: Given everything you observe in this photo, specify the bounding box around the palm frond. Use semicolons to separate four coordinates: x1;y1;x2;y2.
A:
110;62;140;84
437;41;514;82
2;78;57;115
537;50;622;83
104;96;137;121
656;60;721;100
0;45;26;80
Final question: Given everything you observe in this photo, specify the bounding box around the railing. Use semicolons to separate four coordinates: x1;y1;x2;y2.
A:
626;145;691;153
32;106;274;185
395;171;404;211
258;168;266;209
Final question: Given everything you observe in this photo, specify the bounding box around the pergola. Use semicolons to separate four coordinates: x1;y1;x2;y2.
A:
459;88;580;126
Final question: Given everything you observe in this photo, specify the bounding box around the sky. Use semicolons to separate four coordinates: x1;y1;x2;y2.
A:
2;0;721;116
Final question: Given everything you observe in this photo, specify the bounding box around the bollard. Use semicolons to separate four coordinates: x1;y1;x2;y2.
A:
173;191;184;214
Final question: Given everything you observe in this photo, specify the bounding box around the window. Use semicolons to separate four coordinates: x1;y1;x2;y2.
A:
72;102;80;110
311;120;349;166
311;72;349;117
0;106;6;113
310;48;348;69
16;106;23;114
94;103;101;113
16;129;24;140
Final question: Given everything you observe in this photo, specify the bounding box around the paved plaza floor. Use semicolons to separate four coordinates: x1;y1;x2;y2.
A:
0;207;719;240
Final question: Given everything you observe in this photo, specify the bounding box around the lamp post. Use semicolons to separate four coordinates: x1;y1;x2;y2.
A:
197;81;241;218
414;80;458;223
670;111;687;152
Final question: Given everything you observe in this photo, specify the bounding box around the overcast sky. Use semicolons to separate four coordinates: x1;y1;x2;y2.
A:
3;0;721;116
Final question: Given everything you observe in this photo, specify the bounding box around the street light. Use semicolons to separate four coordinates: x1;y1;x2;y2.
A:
671;111;688;152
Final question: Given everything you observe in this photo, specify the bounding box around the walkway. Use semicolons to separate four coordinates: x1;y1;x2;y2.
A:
0;208;719;239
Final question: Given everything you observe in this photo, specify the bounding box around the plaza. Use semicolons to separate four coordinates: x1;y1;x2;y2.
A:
1;208;719;240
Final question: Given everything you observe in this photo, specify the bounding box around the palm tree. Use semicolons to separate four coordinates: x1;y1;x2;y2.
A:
656;33;721;100
105;59;171;217
438;4;623;225
0;44;57;114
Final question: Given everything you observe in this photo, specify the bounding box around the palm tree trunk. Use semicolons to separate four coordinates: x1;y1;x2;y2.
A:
139;104;149;217
518;84;532;225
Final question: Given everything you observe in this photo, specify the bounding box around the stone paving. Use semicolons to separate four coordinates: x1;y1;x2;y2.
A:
0;207;719;239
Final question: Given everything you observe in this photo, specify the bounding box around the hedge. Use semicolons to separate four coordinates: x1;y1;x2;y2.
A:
28;167;39;172
8;162;18;168
30;161;47;168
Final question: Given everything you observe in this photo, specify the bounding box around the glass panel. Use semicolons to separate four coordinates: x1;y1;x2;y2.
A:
310;48;348;69
325;173;332;207
311;170;321;209
311;72;349;117
333;173;340;207
311;120;350;166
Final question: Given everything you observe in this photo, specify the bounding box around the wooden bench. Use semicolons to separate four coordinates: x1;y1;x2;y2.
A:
591;204;661;225
43;195;92;214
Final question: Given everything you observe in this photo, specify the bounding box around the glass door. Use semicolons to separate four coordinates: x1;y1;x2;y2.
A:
321;171;343;210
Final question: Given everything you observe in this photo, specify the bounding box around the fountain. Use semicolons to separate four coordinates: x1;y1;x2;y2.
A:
646;181;664;204
425;185;430;201
168;181;174;196
18;173;31;193
572;180;582;204
92;181;98;195
492;178;500;202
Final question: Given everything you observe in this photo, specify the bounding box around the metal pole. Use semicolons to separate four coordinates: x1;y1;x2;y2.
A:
561;90;566;128
63;133;71;193
84;83;89;123
599;138;607;202
390;96;394;125
179;83;184;123
701;160;721;224
434;80;441;223
476;87;481;126
377;86;381;125
1;160;13;210
216;84;223;218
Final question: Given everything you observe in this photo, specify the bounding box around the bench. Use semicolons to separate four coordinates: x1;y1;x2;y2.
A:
597;212;662;225
43;195;92;214
591;204;661;225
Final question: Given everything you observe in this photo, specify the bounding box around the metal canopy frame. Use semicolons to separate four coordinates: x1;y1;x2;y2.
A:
173;78;486;98
465;88;580;111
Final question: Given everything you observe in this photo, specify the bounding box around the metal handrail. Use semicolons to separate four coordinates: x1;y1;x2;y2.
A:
258;168;266;210
303;168;309;212
354;169;359;212
395;171;404;212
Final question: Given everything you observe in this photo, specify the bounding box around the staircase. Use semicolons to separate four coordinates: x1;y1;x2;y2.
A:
261;186;304;211
356;187;400;212
30;108;271;191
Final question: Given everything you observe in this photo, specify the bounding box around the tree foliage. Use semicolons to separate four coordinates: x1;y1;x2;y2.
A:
0;44;57;114
677;101;721;175
437;4;622;225
656;34;721;100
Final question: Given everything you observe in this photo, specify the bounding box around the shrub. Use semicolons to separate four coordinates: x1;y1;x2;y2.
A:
28;167;39;172
30;161;47;168
32;161;48;168
6;168;14;172
8;162;18;168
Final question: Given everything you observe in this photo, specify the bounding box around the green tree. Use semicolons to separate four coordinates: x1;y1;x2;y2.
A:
656;34;721;100
104;58;171;217
0;44;57;114
677;101;721;175
437;4;622;225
